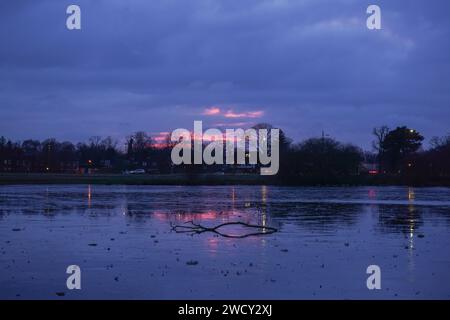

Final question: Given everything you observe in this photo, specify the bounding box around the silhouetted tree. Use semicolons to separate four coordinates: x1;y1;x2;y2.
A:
372;126;389;172
288;137;363;183
382;126;424;173
252;123;293;176
425;134;450;179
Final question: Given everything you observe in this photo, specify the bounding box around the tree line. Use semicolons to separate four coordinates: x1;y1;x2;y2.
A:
1;125;449;185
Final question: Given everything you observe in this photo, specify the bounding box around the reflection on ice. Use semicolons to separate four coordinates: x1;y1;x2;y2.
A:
1;185;450;299
1;185;450;235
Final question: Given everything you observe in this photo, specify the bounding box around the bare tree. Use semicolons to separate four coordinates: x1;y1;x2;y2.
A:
372;126;389;152
101;136;117;150
372;126;389;171
430;134;450;149
89;136;102;148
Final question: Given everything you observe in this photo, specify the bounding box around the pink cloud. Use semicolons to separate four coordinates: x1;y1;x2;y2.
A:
202;107;264;119
224;110;264;119
151;132;170;141
151;132;171;148
203;107;221;115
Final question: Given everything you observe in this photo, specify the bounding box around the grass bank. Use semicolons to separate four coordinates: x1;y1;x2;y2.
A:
0;173;270;186
0;173;449;186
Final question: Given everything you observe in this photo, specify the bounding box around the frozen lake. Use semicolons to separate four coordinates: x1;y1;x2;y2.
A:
1;185;450;299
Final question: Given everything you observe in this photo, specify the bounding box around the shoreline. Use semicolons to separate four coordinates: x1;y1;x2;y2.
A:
0;173;449;187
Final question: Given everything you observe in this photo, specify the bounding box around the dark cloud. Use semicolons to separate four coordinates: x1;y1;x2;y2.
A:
1;0;449;148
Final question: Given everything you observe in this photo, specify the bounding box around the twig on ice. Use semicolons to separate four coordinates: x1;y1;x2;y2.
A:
170;220;277;238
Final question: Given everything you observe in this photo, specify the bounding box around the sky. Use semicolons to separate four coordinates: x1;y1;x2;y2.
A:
1;0;449;150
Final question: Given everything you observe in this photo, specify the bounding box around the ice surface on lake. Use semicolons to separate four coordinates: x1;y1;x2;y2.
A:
1;185;450;299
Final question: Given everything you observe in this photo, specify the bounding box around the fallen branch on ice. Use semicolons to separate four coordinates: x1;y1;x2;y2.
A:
170;221;277;238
